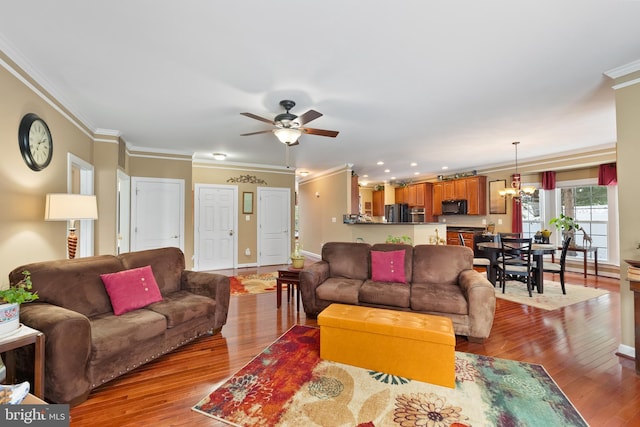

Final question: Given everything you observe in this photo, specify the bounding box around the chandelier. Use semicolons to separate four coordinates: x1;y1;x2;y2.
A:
499;141;536;202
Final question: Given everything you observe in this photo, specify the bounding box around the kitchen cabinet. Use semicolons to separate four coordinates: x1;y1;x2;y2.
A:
407;184;417;206
372;190;384;216
432;182;443;216
465;176;487;215
395;186;407;204
432;176;486;216
415;183;425;207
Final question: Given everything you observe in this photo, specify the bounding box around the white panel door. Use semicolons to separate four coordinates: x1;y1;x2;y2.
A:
131;177;184;251
194;184;237;270
258;187;290;266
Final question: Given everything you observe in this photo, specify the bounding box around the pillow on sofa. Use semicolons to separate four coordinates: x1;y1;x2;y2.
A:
371;250;406;283
100;265;163;315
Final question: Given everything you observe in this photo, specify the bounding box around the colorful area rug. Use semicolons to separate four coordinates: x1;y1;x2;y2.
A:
193;325;587;426
230;272;279;296
496;281;609;310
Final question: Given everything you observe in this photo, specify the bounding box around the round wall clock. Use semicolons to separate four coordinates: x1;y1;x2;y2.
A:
18;113;53;171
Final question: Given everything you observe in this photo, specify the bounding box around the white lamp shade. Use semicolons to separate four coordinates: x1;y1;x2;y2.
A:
45;194;98;221
273;128;302;144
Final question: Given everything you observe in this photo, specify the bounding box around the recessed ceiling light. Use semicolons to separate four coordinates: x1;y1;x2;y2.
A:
414;172;420;175
213;153;226;160
384;169;390;173
391;176;396;180
410;162;417;167
299;171;309;177
363;174;369;178
442;166;449;170
360;181;369;186
377;161;384;165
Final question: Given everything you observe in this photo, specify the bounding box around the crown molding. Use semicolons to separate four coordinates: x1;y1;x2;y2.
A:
604;59;640;79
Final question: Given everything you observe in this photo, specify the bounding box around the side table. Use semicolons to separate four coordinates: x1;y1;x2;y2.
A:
276;268;302;311
0;324;45;399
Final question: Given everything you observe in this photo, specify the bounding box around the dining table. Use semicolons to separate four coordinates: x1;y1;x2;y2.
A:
476;241;557;293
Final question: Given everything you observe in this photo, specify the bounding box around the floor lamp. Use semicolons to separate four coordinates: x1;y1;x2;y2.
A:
45;194;98;259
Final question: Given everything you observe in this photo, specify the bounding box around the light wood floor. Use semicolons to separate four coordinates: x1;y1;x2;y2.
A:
68;267;640;426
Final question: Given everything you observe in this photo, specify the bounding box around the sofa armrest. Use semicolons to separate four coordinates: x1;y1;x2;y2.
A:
458;269;496;342
299;261;330;316
20;302;92;404
181;270;230;328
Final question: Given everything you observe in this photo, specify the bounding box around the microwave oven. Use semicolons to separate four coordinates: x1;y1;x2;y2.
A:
441;199;468;215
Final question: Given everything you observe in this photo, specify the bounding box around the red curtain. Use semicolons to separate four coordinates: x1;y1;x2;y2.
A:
541;171;556;190
598;163;617;185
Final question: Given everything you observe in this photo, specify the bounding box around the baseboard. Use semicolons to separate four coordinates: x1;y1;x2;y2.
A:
616;344;635;360
236;262;258;268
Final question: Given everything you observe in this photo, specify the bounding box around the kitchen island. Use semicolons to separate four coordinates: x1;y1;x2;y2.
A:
347;222;446;245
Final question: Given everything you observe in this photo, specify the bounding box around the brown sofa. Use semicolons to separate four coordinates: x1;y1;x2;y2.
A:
8;247;230;406
299;242;496;342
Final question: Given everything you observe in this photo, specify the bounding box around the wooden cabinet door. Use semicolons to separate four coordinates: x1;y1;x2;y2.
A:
395;187;405;204
414;183;425;207
465;176;487;215
407;185;417;206
432;182;443;215
443;181;455;200
422;183;435;222
372;190;384;216
454;179;467;199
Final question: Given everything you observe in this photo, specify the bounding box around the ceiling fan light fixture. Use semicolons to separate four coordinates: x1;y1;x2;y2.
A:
274;128;302;144
212;153;226;160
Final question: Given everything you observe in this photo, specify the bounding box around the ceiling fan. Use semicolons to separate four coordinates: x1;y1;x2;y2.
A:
240;100;339;146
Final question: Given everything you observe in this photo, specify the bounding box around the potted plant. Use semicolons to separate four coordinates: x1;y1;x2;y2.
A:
0;270;38;336
549;214;579;246
385;235;413;245
290;242;305;269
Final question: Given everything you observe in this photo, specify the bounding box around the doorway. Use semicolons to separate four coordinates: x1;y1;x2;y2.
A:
194;184;237;270
67;153;95;258
258;187;291;266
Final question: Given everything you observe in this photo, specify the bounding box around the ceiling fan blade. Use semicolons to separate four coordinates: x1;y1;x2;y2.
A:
302;128;339;138
240;112;275;125
240;129;273;136
296;109;323;125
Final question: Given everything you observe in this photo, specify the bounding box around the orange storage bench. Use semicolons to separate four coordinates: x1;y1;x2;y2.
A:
317;303;455;388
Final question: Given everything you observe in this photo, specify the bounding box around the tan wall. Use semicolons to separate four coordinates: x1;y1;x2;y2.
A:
129;154;195;267
613;74;640;349
0;60;94;279
94;141;119;255
298;167;352;256
192;164;296;265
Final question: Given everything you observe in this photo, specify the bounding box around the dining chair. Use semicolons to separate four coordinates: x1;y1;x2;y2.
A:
536;237;571;294
458;233;491;279
497;232;522;242
497;237;534;297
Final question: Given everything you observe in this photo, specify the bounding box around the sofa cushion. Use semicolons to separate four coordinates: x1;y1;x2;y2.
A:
322;242;371;280
371;250;406;283
410;283;468;315
9;255;123;318
89;309;167;362
147;290;216;328
101;266;163;315
118;247;185;294
412;244;473;285
316;277;363;305
359;280;410;307
370;243;413;283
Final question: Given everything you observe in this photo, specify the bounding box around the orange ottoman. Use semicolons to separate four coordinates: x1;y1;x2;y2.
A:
317;304;455;388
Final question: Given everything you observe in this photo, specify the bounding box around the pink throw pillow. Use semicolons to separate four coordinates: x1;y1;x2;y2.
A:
101;265;163;315
371;250;406;283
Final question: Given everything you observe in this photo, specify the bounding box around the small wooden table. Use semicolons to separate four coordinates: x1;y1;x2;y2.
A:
0;325;45;399
552;246;598;277
276;268;302;311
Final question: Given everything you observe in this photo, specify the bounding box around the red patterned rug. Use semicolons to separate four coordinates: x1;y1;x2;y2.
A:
193;325;587;426
229;272;279;296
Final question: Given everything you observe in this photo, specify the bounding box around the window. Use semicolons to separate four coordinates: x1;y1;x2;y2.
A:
558;186;608;261
521;189;542;241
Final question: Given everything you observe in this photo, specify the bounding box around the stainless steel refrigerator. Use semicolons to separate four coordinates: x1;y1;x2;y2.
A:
384;203;409;223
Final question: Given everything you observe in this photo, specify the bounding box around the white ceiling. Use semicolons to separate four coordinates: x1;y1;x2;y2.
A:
1;1;639;183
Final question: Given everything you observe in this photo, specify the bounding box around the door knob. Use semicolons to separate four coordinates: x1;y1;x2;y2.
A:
229;230;234;236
